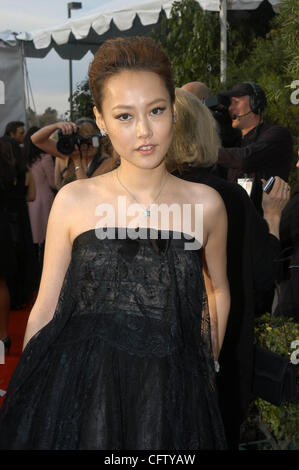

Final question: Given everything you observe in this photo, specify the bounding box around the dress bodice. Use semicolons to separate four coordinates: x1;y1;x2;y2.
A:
63;228;207;359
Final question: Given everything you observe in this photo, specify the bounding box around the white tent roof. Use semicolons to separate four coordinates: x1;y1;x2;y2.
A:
16;0;281;59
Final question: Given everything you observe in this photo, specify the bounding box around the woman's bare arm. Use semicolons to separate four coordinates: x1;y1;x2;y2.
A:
31;121;78;160
202;189;230;361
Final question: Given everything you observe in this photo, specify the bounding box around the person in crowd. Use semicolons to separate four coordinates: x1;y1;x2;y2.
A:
31;118;118;190
24;127;56;276
181;81;211;101
4;121;25;145
274;151;299;321
0;138;15;354
0;36;230;450
0;136;37;352
215;82;293;213
168;87;290;449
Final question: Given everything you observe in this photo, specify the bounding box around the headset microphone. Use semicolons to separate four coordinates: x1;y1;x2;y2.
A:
232;110;252;120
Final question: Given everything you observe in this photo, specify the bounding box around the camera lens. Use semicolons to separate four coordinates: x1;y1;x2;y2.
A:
56;130;76;155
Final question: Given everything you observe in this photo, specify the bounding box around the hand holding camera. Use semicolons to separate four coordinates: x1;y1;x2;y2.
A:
55;121;78;136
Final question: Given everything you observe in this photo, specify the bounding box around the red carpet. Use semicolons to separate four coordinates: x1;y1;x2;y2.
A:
0;300;34;407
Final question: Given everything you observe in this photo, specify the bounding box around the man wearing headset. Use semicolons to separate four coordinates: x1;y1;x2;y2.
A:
216;82;293;213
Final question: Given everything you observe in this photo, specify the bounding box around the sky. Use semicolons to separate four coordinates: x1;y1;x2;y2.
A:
0;0;114;116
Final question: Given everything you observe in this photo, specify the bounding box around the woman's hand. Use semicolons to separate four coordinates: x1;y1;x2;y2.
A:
55;121;78;136
262;176;290;239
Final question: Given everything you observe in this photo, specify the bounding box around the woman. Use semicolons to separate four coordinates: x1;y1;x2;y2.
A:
169;87;290;449
0;37;229;450
25;127;56;275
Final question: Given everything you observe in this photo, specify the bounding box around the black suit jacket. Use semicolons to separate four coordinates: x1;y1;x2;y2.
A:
217;123;293;212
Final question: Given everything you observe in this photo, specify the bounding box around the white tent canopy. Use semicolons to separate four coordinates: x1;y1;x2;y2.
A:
16;0;281;60
0;31;26;135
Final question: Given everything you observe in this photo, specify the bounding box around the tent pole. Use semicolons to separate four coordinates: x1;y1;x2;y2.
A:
69;57;73;121
67;3;82;121
68;6;73;121
220;0;227;84
20;40;29;130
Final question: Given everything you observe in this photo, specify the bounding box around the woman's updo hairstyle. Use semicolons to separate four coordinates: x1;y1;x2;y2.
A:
89;36;175;113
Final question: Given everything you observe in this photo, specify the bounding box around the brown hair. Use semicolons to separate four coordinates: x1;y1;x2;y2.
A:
77;119;98;136
166;88;221;172
89;36;175;112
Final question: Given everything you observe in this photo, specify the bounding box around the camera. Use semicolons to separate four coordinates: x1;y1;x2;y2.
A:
204;94;231;124
204;94;241;148
56;129;101;155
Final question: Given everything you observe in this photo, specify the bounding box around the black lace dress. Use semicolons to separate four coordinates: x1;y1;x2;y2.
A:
0;228;226;450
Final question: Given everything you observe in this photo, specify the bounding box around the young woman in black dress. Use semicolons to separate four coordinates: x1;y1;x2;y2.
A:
0;37;229;450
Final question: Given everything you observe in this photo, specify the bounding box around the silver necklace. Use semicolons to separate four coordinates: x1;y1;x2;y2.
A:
116;169;168;217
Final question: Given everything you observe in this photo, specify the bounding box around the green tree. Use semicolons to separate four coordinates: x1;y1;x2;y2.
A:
26;106;60;128
68;79;94;121
155;0;275;90
38;107;58;127
241;314;299;450
153;0;220;88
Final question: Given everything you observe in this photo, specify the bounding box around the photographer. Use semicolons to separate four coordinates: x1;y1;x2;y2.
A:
31;120;117;188
213;82;293;212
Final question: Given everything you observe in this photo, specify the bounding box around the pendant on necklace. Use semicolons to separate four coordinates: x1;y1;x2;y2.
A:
144;209;151;217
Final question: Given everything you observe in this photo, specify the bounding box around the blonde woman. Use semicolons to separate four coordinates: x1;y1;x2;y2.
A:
170;87;290;449
166;87;221;173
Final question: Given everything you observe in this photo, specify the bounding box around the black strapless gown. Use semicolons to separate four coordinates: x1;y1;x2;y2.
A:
0;228;226;450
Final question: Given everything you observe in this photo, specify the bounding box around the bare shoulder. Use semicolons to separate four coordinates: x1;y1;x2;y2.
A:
52;173;115;243
52;178;86;207
49;179;95;228
55;172;111;204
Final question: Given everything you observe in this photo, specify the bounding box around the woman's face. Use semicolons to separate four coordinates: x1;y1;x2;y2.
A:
79;138;98;161
94;70;174;170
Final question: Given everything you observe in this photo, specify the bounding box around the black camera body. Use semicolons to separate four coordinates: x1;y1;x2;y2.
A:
204;94;241;148
56;129;101;155
204;94;231;124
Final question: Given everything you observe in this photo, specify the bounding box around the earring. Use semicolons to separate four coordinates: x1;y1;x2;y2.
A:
173;116;176;124
101;129;107;136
